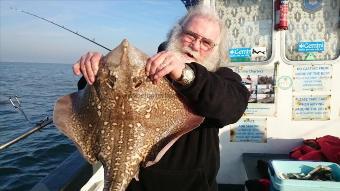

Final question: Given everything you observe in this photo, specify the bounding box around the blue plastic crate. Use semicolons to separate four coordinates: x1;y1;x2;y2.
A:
268;160;340;191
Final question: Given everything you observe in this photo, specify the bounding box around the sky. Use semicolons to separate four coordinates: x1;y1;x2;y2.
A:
0;0;187;64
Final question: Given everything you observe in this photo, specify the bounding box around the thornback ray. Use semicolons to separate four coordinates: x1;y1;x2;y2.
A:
53;39;204;191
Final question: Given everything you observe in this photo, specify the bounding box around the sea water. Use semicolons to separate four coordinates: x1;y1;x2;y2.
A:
0;62;79;190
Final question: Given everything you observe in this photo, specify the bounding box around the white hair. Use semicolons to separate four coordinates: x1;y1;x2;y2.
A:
166;5;228;71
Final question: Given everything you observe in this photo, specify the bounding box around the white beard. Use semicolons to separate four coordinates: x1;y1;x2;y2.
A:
166;37;220;72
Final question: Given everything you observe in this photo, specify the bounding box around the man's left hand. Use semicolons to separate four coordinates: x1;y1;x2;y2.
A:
145;51;191;84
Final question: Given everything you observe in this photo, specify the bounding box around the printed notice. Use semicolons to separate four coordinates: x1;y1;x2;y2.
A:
292;95;331;120
237;64;276;116
230;118;267;143
293;65;332;92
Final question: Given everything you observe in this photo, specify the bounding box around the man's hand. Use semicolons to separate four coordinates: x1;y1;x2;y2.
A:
73;52;102;85
146;51;193;84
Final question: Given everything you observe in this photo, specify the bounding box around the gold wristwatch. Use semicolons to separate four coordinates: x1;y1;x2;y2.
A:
176;64;195;86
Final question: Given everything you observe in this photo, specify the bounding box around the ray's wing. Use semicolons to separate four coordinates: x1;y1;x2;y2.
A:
53;85;101;163
126;73;204;166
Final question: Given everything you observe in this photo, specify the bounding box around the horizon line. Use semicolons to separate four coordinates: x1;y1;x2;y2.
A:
0;61;73;65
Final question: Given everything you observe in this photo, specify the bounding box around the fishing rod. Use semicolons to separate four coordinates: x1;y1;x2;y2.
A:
10;7;111;51
1;8;110;151
0;117;53;152
0;96;53;152
3;7;111;151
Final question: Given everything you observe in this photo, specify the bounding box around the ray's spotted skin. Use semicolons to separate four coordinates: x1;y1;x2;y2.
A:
53;39;204;191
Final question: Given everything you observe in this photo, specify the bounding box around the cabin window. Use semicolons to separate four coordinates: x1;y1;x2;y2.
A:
216;0;274;64
284;0;340;61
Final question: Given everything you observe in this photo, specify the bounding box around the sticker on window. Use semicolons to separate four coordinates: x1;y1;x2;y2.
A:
297;41;324;52
229;48;252;62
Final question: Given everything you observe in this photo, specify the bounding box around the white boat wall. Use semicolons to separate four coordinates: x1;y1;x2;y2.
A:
211;0;340;186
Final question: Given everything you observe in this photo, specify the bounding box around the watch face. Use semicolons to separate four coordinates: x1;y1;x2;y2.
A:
182;65;194;85
177;65;195;86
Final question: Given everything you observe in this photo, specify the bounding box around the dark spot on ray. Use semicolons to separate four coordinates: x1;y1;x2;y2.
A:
135;81;143;88
132;77;143;89
108;75;117;88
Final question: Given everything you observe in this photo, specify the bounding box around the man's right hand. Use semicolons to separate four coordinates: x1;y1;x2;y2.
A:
73;52;102;85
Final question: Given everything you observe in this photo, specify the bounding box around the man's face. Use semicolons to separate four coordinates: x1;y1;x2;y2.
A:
180;16;220;63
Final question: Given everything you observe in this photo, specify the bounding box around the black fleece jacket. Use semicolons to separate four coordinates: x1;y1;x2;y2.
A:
78;56;250;191
126;62;249;191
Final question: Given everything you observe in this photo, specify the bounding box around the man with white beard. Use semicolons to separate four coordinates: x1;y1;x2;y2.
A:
73;5;249;191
